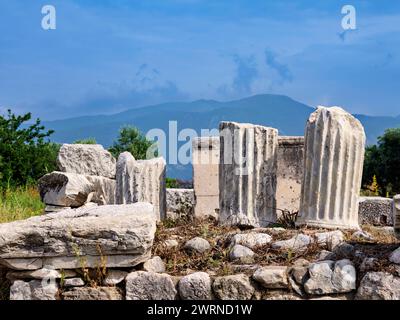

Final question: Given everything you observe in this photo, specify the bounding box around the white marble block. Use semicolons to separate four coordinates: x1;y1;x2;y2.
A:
116;152;166;220
192;137;220;219
297;106;366;229
219;122;278;227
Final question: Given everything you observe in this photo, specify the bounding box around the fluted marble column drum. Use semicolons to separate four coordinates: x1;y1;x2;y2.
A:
116;152;166;221
219;121;278;227
297;107;366;229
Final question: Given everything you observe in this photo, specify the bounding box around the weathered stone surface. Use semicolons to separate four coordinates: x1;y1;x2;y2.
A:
45;205;71;214
352;230;374;241
10;279;58;300
38;172;92;207
1;258;43;271
389;247;400;264
356;272;400;300
304;259;356;295
298;107;366;230
333;243;355;258
103;270;128;286
359;197;393;226
62;287;123;300
63;278;85;287
178;272;212;300
276;136;304;214
57;144;116;179
229;245;255;263
288;276;304;296
219;122;278;227
39;172;116;207
394;195;400;239
290;260;310;285
125;271;177;300
163;239;179;249
85;175;116;205
231;264;260;274
271;234;313;252
314;230;344;250
260;290;303;300
212;274;254;300
116;152;166;220
6;267;76;281
192;137;220;219
0;203;156;270
184;237;210;254
317;250;336;261
360;257;378;272
143;256;166;273
166;188;195;220
230;233;272;249
253;266;288;289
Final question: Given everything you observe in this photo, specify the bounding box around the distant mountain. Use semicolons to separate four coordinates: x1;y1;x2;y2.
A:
43;94;400;179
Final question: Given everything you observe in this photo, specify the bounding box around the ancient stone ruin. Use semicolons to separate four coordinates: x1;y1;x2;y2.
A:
1;106;400;301
276;136;304;215
115;152;166;221
192;137;219;219
219;122;278;227
298;107;366;230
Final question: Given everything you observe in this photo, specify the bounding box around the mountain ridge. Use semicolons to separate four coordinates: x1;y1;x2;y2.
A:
42;94;400;179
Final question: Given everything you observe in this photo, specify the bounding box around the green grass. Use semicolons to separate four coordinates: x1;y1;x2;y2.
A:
0;186;44;223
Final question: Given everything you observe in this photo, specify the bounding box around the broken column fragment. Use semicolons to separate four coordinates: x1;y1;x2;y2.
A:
297;107;366;229
38;171;116;207
219;122;278;227
116;152;166;220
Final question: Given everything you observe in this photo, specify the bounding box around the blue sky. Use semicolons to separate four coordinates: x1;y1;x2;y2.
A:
0;0;399;119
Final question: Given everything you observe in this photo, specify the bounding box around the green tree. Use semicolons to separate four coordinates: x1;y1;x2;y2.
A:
109;126;157;160
362;128;400;196
0;110;58;187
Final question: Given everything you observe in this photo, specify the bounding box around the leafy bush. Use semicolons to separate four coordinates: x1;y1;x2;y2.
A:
363;128;400;196
0;110;59;187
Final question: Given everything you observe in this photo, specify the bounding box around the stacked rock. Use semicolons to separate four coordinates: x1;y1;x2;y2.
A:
39;144;117;212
